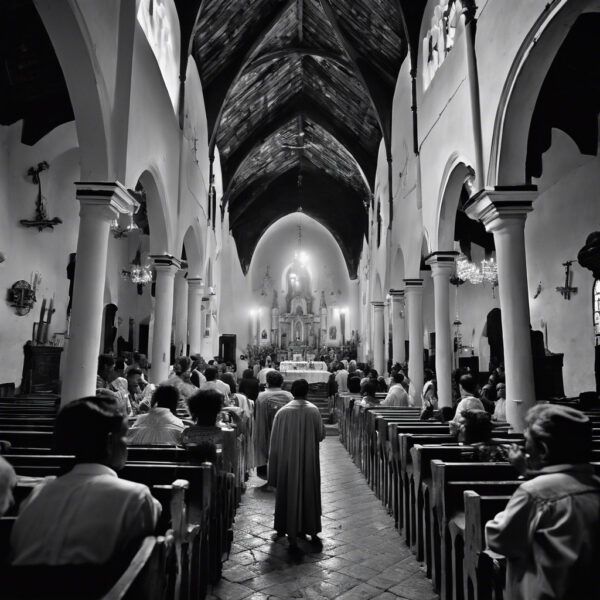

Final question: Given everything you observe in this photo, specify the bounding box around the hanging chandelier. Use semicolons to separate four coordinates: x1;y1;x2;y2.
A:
456;254;497;286
110;212;139;239
122;249;153;285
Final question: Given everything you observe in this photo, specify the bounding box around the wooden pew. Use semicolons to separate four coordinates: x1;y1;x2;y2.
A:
463;492;511;600
430;461;520;600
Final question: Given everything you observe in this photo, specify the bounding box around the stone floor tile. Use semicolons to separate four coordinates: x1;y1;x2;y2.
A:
334;583;381;600
210;438;438;600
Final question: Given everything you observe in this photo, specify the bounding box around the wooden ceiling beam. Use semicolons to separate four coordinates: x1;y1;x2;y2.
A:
203;0;296;156
221;92;376;201
246;47;349;71
318;0;394;155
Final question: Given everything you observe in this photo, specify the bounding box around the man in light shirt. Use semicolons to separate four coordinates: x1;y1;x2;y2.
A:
200;365;231;399
381;371;411;407
334;362;349;394
11;396;161;566
257;358;276;387
127;385;185;445
449;373;484;436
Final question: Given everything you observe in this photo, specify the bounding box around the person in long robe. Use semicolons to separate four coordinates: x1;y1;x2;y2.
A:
254;370;293;478
268;378;325;552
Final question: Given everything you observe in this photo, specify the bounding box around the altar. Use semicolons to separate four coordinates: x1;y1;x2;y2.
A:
280;360;330;384
280;360;328;371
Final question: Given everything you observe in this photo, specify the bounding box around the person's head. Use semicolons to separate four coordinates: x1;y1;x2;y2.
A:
488;373;498;386
439;406;455;423
97;354;115;381
496;382;506;399
362;381;377;398
524;404;592;468
459;409;493;443
424;368;435;383
348;360;357;374
369;369;379;380
221;372;237;394
114;358;126;378
126;367;143;393
266;370;284;389
152;385;180;414
0;456;17;516
204;366;218;381
187;389;223;426
291;379;309;399
348;376;362;394
174;356;192;377
242;368;255;380
55;396;128;470
208;359;215;366
459;374;477;397
392;371;405;385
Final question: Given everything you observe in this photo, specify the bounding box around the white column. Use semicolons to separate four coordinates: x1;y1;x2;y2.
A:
404;279;424;405
62;182;135;405
426;253;457;408
187;278;203;356
389;289;406;364
371;301;385;374
173;270;188;357
466;188;537;431
149;255;180;383
383;301;390;375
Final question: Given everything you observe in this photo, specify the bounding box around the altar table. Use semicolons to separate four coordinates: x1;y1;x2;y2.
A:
280;360;328;371
281;370;331;384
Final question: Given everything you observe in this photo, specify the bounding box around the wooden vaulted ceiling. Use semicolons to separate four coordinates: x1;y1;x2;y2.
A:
189;0;418;277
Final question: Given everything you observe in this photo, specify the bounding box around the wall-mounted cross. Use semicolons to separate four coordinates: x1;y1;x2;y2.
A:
556;260;578;300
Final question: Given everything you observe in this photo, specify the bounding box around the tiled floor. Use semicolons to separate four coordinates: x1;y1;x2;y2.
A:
209;437;439;600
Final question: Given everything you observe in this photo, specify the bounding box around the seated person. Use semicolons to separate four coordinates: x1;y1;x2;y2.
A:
11;396;161;566
254;370;294;478
127;385;185;446
360;381;380;407
125;368;144;414
458;409;509;462
485;404;600;600
96;354;115;390
0;456;17;516
113;358;126;379
190;354;207;388
449;373;485;436
381;372;411;407
162;356;197;404
181;389;236;473
493;382;506;422
200;365;231;400
347;376;362;396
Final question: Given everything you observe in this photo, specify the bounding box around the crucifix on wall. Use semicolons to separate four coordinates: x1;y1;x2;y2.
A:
556;260;578;300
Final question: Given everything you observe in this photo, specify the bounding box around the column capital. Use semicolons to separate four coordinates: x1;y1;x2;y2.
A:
370;301;385;310
403;278;424;292
388;288;405;297
75;181;138;221
149;254;181;273
464;186;538;233
425;251;458;273
187;277;204;291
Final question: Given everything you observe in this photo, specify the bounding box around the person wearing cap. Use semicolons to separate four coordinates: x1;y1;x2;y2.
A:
485;404;600;600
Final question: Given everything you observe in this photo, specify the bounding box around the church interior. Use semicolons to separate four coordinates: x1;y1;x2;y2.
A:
1;0;600;598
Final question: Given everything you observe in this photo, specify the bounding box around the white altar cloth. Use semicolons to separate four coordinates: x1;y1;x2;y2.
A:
282;370;331;384
280;361;328;371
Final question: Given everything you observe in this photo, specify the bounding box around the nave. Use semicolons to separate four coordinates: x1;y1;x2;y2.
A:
211;438;435;600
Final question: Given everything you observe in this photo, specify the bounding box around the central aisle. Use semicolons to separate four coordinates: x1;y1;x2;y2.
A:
209;438;438;600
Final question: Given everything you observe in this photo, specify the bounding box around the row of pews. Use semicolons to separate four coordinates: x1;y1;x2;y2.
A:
0;394;248;600
334;393;600;600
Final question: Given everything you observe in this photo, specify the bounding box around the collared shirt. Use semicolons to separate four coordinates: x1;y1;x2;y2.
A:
449;395;484;434
335;369;349;393
127;407;185;446
381;383;410;407
11;463;161;565
200;379;231;399
485;463;600;600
